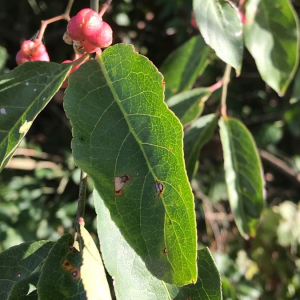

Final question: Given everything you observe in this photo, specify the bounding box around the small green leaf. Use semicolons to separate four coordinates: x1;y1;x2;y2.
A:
244;0;299;95
64;44;197;285
37;234;86;300
184;114;218;180
94;190;222;300
219;117;264;239
0;46;8;71
0;241;53;300
291;68;300;104
8;272;40;300
193;0;243;75
0;61;72;171
79;221;112;300
160;35;210;100
166;88;212;126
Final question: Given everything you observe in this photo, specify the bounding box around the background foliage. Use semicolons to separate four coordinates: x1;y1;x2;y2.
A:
1;0;300;299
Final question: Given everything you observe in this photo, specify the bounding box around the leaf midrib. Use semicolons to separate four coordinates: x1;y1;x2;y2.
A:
97;55;193;281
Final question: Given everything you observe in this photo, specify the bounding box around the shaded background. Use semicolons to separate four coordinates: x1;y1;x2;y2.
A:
1;0;300;299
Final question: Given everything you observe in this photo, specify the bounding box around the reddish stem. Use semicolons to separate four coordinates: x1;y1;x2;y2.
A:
99;0;112;18
208;79;223;93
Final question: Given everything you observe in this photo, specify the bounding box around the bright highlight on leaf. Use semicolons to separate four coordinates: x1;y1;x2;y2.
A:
244;0;299;95
193;0;243;75
64;43;197;286
80;220;112;300
219;117;265;239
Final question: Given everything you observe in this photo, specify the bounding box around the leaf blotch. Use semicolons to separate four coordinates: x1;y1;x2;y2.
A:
154;180;164;198
71;267;80;279
162;247;167;254
114;174;131;196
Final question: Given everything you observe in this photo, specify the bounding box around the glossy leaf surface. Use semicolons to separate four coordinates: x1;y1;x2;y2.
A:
80;221;112;300
0;241;53;300
64;44;197;285
37;234;86;300
184;114;218;180
95;190;222;300
160;35;210;100
193;0;243;75
0;62;72;171
244;0;299;95
219;117;264;239
166;88;211;126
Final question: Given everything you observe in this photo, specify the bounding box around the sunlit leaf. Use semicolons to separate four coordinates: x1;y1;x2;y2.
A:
184;114;218;180
94;190;222;300
37;234;86;300
244;0;299;95
193;0;243;75
79;221;112;300
0;241;53;300
0;62;72;171
64;44;197;286
219;117;264;239
160;35;210;100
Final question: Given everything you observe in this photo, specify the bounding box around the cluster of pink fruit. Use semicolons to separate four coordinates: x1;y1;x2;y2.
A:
16;8;113;65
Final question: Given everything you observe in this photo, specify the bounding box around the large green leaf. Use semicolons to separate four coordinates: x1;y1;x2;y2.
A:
0;241;53;300
64;44;197;285
94;190;222;300
37;234;86;300
0;61;72;171
219;117;264;239
193;0;243;75
166;88;212;126
184;114;218;180
244;0;299;95
160;35;210;100
79;221;112;300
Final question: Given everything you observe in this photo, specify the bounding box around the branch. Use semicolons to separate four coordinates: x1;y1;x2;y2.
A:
259;149;300;184
74;171;88;232
220;64;232;117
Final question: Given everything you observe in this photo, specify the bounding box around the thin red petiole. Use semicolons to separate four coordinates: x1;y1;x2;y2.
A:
37;0;74;41
99;0;112;18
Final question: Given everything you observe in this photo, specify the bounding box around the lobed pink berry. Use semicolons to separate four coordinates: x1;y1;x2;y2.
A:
88;21;113;48
67;8;113;53
16;40;50;65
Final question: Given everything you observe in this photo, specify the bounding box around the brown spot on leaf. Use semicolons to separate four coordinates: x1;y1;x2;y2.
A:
71;267;80;279
62;259;73;271
168;147;172;153
162;247;167;254
154;180;164;198
114;174;131;196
